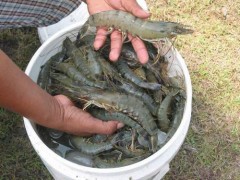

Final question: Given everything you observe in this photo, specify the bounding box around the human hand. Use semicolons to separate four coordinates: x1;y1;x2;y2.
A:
0;50;122;136
85;0;150;64
53;95;123;136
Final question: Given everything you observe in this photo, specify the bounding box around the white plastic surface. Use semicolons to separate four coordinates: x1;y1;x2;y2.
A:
24;22;192;180
37;0;148;43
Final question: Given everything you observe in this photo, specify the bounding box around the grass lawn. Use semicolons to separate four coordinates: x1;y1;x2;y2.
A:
146;0;240;179
0;28;52;179
0;0;239;179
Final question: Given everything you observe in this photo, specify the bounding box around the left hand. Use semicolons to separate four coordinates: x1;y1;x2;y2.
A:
85;0;150;64
54;95;124;136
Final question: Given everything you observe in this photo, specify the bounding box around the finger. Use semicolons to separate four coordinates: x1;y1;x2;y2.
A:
80;114;119;135
109;30;123;61
94;28;108;50
92;120;124;135
72;107;119;134
121;0;150;18
79;118;124;136
128;34;149;64
54;95;74;106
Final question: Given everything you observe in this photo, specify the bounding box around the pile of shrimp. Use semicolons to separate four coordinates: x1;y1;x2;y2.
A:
36;11;190;168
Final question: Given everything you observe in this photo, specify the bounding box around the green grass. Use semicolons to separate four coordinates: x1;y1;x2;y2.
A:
146;0;240;179
0;28;51;179
0;0;240;179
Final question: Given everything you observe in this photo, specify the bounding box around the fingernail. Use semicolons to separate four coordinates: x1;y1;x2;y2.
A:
94;42;100;50
109;51;118;61
94;46;100;50
117;123;125;129
141;57;148;64
144;9;150;14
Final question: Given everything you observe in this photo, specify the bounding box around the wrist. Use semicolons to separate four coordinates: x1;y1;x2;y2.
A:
45;96;66;131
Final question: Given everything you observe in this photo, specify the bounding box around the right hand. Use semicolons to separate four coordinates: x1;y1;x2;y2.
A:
85;0;150;64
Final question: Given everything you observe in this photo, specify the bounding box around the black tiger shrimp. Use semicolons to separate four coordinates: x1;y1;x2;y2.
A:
88;10;193;62
157;89;179;132
88;10;193;41
89;107;150;148
85;48;102;77
114;58;161;91
89;108;148;136
63;37;97;80
51;61;106;89
37;52;65;90
70;136;115;155
118;81;158;116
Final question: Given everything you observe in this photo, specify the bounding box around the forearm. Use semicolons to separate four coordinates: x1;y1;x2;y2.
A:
0;50;63;129
0;0;82;29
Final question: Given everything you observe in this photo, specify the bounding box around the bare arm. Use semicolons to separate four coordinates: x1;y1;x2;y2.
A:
0;50;122;136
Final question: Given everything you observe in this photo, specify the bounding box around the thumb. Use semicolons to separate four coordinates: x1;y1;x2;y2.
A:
62;106;123;135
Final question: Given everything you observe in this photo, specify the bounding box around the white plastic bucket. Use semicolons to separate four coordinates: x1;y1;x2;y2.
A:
24;21;192;179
